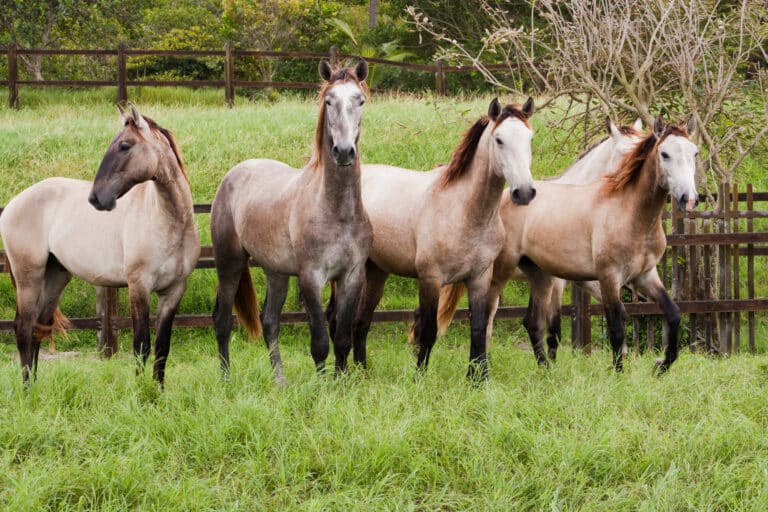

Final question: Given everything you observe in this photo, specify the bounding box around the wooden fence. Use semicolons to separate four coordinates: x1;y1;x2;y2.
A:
0;183;766;355
1;43;510;109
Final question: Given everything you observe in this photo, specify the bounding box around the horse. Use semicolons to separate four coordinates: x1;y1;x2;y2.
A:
329;98;536;380
432;117;645;358
0;104;200;385
488;116;698;373
211;60;372;385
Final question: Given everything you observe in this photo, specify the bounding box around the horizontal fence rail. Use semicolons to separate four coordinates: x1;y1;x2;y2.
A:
1;183;766;356
1;43;484;108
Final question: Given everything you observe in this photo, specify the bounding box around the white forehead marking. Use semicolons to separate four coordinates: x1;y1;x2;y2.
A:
494;116;532;139
659;134;696;155
326;81;364;101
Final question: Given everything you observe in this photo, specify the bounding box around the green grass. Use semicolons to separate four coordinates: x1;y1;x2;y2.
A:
2;88;768;510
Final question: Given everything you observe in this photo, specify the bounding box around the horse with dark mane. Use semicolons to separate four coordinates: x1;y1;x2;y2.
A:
329;98;536;380
1;105;199;385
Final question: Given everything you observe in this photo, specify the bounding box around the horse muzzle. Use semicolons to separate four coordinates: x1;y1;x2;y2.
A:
678;193;699;212
331;144;356;167
88;190;116;211
510;186;537;206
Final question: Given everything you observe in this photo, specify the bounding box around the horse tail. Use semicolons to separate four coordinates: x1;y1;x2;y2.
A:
437;283;466;337
3;253;70;343
234;268;262;340
407;282;466;344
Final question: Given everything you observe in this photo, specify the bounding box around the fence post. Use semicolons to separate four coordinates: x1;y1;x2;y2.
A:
435;59;446;96
97;287;119;358
571;285;592;354
8;41;19;109
330;46;340;68
225;42;235;108
117;44;127;106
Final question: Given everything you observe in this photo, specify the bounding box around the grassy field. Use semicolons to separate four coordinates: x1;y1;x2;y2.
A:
1;87;768;510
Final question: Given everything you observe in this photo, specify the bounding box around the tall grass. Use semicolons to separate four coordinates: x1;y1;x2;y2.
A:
1;88;768;510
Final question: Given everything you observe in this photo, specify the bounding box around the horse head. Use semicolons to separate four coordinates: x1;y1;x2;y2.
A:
653;115;699;211
317;60;368;168
488;97;536;205
89;104;174;211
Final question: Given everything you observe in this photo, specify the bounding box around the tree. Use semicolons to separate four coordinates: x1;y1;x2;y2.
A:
0;0;148;80
410;0;768;188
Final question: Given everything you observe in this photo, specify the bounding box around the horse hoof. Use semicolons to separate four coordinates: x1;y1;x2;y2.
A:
274;374;288;388
654;359;669;376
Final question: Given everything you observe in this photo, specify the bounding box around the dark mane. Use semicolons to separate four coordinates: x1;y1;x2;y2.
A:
310;66;369;171
602;125;688;194
128;115;189;183
440;104;531;188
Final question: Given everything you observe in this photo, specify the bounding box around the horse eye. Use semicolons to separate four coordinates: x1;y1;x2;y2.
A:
661;151;670;159
495;137;503;145
119;142;132;151
359;99;365;106
325;99;332;106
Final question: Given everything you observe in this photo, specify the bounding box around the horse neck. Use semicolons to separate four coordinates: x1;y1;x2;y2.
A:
149;152;194;226
624;153;667;229
462;132;507;224
317;143;364;221
555;140;614;185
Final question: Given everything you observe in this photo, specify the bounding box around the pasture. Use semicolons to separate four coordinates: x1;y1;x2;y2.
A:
1;88;768;510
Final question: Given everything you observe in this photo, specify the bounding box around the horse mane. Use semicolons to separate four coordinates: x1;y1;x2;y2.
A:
310;66;369;171
128;115;189;183
602;125;688;194
440;104;531;188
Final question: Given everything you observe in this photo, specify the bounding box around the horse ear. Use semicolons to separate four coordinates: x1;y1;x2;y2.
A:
319;60;332;81
685;114;696;136
488;98;501;121
633;118;643;131
521;97;534;117
355;60;368;82
117;103;126;116
128;103;149;131
606;117;620;138
653;116;665;138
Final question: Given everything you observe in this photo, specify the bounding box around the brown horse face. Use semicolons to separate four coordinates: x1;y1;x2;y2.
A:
89;105;159;211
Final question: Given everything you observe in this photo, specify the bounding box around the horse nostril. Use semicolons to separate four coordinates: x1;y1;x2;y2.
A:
88;191;99;207
530;188;537;201
332;145;340;158
680;194;688;206
512;189;520;201
349;147;356;160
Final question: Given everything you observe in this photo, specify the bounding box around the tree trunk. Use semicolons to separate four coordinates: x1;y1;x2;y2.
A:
369;0;379;28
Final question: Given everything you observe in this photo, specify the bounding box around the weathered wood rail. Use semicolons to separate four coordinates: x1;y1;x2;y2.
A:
0;43;493;108
0;183;765;356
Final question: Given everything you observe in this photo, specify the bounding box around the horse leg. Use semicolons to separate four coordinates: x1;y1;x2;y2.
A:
331;265;366;374
127;281;151;374
633;269;680;374
466;267;493;381
298;269;331;373
599;277;627;372
152;281;186;386
34;261;72;374
12;275;45;385
415;277;441;372
351;260;389;368
545;278;567;362
212;252;249;376
518;258;555;367
261;271;289;386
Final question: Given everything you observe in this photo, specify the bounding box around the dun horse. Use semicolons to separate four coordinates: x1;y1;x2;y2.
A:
211;61;371;384
330;98;536;380
0;105;199;384
443;116;698;373
433;117;645;358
